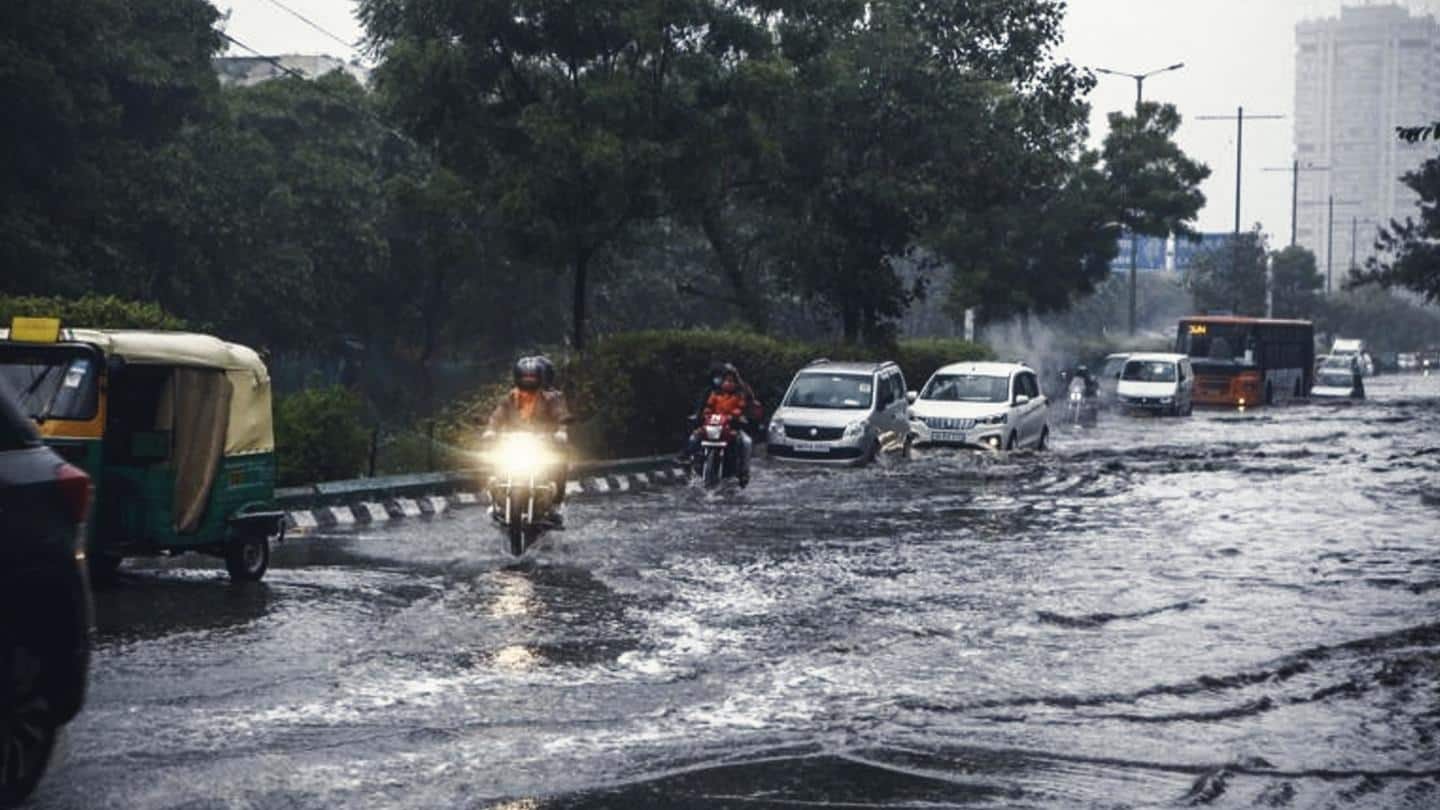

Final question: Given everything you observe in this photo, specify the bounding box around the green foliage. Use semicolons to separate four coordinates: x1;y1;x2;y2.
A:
1316;288;1440;354
1354;157;1440;304
1102;103;1211;241
1270;246;1324;319
568;330;989;456
0;295;186;330
274;386;370;486
1186;229;1269;317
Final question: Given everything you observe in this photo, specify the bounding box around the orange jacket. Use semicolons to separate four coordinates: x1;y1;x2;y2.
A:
703;390;748;419
488;389;569;432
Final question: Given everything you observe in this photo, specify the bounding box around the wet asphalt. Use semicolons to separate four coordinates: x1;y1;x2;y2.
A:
26;373;1440;809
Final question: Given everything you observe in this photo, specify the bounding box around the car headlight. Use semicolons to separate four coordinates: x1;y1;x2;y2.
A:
843;420;866;438
1160;397;1174;404
768;418;784;436
978;412;1008;425
491;434;556;476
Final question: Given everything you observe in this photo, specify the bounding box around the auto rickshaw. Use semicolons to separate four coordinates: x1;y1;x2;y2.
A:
0;318;285;581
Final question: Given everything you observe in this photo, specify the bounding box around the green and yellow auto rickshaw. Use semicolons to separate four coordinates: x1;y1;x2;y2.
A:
0;318;284;581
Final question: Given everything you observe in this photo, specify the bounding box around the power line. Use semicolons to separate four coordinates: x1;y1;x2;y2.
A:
217;30;424;156
257;0;359;56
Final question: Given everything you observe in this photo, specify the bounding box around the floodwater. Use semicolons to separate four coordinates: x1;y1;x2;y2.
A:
30;374;1440;809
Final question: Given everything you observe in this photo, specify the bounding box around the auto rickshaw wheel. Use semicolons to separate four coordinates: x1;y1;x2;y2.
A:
224;536;270;582
0;636;59;807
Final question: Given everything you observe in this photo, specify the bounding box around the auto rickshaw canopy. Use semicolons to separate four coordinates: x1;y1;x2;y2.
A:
0;327;275;455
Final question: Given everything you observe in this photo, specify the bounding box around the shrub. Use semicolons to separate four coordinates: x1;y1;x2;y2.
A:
274;386;370;486
0;295;187;330
568;330;990;457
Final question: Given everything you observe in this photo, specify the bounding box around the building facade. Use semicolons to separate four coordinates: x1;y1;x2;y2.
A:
1294;3;1438;289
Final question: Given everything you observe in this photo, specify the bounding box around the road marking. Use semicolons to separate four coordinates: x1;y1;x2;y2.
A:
329;506;356;525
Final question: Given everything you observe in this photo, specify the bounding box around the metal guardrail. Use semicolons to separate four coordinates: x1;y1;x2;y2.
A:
276;455;677;510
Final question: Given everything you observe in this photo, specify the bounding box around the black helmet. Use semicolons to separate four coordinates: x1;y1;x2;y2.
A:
709;361;738;388
514;356;544;391
534;355;557;388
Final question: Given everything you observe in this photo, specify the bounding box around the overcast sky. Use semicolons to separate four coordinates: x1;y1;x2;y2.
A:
217;0;1432;244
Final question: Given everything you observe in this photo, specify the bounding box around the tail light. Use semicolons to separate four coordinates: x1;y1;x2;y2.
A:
55;462;93;523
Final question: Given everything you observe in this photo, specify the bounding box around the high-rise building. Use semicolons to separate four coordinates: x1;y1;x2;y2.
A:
1294;3;1438;290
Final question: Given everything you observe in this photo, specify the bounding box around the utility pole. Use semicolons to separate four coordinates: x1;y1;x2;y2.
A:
1298;197;1359;294
1198;107;1284;313
1095;63;1185;335
1261;161;1330;247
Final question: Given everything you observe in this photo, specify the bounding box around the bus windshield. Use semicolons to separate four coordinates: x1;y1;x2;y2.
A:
0;348;101;421
1177;323;1252;363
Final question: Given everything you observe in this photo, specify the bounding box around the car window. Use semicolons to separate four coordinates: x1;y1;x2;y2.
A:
1020;372;1039;399
888;372;904;405
0;377;41;452
876;373;894;406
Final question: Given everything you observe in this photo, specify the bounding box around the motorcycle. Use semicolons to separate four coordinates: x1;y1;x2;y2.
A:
1064;378;1099;428
689;412;748;489
485;432;564;556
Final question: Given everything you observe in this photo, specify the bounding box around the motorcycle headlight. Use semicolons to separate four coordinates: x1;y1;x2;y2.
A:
705;425;723;440
492;434;555;476
843;420;866;438
1069;392;1082;401
978;412;1008;425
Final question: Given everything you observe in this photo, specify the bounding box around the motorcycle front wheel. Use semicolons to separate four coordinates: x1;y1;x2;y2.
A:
701;448;722;488
505;496;526;556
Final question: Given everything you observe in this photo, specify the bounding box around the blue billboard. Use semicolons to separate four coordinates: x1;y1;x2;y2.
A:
1110;234;1168;272
1173;233;1234;271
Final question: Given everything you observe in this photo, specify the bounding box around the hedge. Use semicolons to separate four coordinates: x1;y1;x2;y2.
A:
568;331;990;457
274;386;370;486
0;295;187;331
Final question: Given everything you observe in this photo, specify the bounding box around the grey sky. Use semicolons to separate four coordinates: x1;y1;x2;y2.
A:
217;0;1430;245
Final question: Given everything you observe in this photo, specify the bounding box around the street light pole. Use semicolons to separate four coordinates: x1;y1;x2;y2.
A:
1095;63;1185;335
1198;107;1283;315
1262;162;1330;247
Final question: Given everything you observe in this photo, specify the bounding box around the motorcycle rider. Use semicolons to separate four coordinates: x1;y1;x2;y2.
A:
682;363;760;486
1073;364;1099;399
484;355;571;524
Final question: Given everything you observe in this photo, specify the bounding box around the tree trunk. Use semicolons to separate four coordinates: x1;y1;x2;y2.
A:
572;248;590;352
699;207;768;332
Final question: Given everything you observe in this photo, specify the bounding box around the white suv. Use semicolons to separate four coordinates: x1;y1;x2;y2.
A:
908;362;1049;451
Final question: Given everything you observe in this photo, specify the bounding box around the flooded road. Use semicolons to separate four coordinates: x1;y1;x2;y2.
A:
32;374;1440;809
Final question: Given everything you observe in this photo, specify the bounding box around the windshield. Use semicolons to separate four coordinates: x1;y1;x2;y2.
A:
1122;360;1177;383
1101;356;1128;378
921;374;1009;403
1176;323;1252;363
0;349;100;421
783;374;873;410
1318;372;1354;387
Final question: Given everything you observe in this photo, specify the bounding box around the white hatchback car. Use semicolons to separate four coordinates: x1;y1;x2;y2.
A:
908;362;1049;451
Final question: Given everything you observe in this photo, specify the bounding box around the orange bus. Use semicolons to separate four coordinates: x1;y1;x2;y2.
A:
1174;316;1314;407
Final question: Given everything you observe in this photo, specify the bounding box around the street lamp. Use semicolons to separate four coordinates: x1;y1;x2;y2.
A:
1093;63;1185;335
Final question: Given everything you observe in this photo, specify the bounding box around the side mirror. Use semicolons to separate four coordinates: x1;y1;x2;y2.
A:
1014;394;1031;406
905;391;917;405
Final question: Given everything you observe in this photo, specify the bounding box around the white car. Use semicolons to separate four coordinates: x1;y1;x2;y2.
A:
767;360;910;465
907;362;1049;451
1116;353;1195;416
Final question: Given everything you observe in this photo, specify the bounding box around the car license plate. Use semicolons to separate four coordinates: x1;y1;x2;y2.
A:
793;441;829;453
931;430;965;443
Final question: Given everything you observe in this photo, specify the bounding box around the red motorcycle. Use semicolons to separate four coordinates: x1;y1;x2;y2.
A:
691;412;746;488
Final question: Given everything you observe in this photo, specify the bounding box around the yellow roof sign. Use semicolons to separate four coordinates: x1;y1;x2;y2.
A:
9;317;61;343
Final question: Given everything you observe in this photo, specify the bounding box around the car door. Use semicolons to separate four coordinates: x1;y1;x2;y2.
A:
887;371;908;436
1020;371;1043;445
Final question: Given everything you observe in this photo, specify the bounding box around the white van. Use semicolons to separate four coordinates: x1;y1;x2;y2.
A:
1116;353;1194;416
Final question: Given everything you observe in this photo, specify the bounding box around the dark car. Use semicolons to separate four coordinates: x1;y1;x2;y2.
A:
0;380;92;807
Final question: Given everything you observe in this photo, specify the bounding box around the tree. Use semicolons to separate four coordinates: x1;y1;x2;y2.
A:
1186;228;1268;316
1102;103;1211;244
1269;246;1323;318
0;0;221;295
361;0;777;351
1353;156;1440;303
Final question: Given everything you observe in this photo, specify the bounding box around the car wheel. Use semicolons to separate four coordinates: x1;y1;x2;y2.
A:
224;536;270;582
0;639;59;806
1006;431;1018;451
1037;427;1049;451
